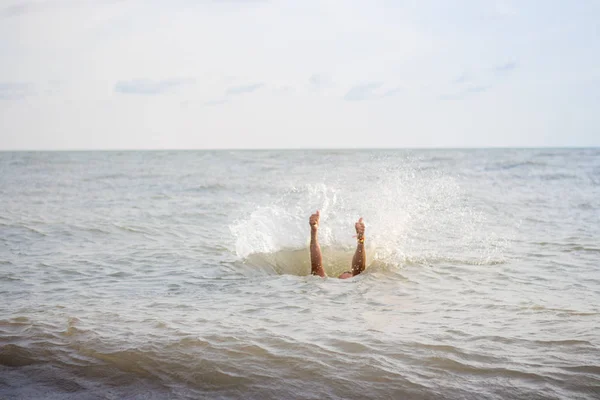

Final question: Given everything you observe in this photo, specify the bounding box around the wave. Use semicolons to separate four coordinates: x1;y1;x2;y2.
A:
183;183;228;193
0;223;48;237
1;309;598;400
485;160;547;171
1;332;596;400
82;173;127;181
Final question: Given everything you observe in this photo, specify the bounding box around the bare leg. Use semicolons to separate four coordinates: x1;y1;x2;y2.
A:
351;218;366;276
309;211;326;277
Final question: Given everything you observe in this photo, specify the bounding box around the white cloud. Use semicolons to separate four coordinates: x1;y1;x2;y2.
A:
115;78;195;95
0;82;34;100
344;83;382;101
226;83;264;95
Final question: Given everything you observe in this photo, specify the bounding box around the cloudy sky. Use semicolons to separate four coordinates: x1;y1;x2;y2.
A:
1;0;599;149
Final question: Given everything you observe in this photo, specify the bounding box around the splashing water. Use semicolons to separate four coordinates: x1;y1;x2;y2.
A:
231;157;506;276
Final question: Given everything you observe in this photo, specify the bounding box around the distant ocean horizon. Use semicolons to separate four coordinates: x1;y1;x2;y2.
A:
2;146;599;151
1;148;599;399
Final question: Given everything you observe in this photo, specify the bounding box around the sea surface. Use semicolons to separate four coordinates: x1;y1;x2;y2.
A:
0;149;599;400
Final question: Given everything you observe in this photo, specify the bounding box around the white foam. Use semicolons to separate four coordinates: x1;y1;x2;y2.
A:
230;156;507;272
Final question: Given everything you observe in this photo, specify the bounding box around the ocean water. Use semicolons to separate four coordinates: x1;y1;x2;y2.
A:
0;149;599;400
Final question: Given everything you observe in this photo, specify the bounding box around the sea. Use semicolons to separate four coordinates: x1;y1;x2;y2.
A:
0;149;599;400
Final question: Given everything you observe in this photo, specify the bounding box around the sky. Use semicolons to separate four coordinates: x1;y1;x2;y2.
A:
0;0;599;149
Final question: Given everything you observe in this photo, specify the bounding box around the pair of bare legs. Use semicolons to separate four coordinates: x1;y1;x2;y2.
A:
309;211;366;279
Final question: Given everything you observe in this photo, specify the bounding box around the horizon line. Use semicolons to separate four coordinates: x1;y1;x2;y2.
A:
0;145;598;152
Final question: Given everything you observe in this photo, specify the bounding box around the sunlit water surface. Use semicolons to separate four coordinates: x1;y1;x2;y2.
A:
1;149;599;399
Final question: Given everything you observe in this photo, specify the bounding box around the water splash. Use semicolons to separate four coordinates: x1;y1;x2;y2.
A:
231;156;506;275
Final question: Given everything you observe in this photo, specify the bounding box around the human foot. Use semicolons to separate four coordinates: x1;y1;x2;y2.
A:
355;217;365;240
309;211;320;232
